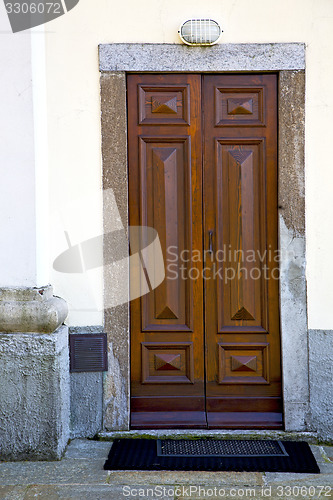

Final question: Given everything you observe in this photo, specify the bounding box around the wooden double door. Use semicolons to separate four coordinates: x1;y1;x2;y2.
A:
128;73;282;429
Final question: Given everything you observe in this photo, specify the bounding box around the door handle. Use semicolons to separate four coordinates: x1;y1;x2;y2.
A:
208;230;214;256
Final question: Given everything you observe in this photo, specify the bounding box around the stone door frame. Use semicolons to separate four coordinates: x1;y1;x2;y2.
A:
99;43;308;431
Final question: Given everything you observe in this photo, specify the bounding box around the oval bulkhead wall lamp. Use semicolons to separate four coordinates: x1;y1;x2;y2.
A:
178;19;222;46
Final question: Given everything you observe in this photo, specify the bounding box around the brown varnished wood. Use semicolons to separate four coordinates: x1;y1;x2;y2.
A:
128;74;204;428
131;397;205;411
128;73;282;429
203;74;281;427
139;136;193;332
206;397;282;412
206;412;283;430
131;412;207;429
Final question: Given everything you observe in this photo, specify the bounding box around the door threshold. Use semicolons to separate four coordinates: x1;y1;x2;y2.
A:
130;410;283;430
98;429;318;443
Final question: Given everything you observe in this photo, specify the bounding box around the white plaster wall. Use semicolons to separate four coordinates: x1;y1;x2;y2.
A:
0;4;49;288
42;0;333;327
0;8;33;287
31;26;50;288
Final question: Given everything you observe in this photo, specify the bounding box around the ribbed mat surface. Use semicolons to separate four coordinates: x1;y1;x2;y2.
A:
104;439;320;472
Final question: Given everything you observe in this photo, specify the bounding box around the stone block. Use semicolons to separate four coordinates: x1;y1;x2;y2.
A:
0;325;70;460
70;372;103;438
309;330;333;443
68;327;104;438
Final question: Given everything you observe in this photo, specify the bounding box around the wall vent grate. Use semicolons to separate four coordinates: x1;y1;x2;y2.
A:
69;333;108;372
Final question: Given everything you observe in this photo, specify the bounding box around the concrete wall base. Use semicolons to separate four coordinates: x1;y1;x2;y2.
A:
0;284;69;461
0;325;70;461
309;330;333;443
0;286;70;460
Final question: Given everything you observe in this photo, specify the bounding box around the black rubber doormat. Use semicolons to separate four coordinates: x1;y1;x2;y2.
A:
104;439;320;473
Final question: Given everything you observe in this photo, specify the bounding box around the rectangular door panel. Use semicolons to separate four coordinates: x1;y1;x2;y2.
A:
215;139;268;334
139;137;193;332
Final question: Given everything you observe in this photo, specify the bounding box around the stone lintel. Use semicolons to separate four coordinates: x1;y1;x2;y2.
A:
99;43;305;73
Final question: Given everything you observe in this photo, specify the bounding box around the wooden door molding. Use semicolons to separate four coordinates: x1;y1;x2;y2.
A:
100;44;307;432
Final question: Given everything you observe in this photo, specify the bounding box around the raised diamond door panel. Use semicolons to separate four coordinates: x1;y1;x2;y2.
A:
215;87;265;126
138;85;190;125
141;342;194;384
218;342;269;384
